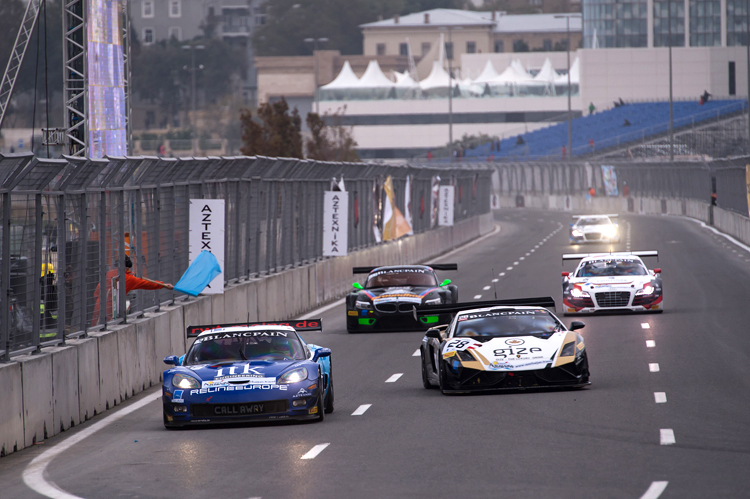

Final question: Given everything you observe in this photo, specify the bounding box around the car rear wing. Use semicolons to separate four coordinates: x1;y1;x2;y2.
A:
572;214;619;219
413;297;556;319
186;319;323;338
562;251;658;264
352;263;458;274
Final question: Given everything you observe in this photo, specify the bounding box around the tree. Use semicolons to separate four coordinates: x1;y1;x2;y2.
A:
240;98;303;158
305;111;359;162
253;0;461;56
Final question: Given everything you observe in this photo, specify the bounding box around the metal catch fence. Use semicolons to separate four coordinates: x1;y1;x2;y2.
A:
0;154;493;360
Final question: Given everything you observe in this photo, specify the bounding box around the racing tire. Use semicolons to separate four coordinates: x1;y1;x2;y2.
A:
579;351;590;384
315;378;325;422
437;361;452;395
324;380;335;414
420;349;434;389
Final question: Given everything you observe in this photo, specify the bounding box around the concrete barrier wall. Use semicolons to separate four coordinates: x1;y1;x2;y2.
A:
0;212;493;457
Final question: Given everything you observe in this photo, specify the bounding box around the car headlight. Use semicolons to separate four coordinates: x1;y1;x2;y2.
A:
172;373;200;389
570;287;590;298
560;341;576;357
571;229;583;237
277;367;309;384
636;285;655;296
424;297;442;306
355;300;372;310
603;226;617;237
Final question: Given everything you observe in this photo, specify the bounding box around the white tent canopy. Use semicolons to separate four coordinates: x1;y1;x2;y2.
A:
511;59;534;82
393;71;418;87
419;61;455;90
554;57;580;84
473;60;499;84
490;64;527;85
321;61;359;89
355;60;394;88
533;58;558;84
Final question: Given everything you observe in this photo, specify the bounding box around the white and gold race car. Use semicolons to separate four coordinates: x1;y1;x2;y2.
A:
418;298;590;394
561;251;663;314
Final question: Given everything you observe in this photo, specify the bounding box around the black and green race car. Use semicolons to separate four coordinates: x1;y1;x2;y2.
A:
345;264;458;333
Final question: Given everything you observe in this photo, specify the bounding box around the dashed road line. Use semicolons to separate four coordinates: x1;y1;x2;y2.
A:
640;481;669;499
412;349;420;357
641;323;651;329
352;404;372;416
525;252;530;256
498;272;505;276
301;443;330;459
519;256;525;260
513;261;519;265
385;373;403;383
473;294;482;300
649;363;660;372
654;392;667;403
506;266;513;271
646;340;656;348
483;286;491;290
660;429;676;445
491;278;499;282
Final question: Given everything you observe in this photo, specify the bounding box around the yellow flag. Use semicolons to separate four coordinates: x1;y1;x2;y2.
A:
382;176;413;241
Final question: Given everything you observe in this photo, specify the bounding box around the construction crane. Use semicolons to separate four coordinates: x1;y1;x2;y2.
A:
0;0;44;132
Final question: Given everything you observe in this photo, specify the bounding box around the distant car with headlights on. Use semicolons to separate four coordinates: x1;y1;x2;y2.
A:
162;320;332;428
418;297;590;393
561;251;663;314
569;214;620;244
346;264;458;333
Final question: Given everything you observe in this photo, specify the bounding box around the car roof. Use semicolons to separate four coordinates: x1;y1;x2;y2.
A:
370;265;434;273
578;253;645;263
196;324;298;338
455;305;552;317
576;215;611;221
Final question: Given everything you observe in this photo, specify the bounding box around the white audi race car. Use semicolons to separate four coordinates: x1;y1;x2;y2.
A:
569;214;620;244
561;251;663;314
418;298;590;393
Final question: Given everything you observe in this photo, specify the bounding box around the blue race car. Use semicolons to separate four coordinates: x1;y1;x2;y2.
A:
162;319;332;428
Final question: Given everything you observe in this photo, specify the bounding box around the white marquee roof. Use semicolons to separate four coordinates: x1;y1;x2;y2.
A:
321;61;360;89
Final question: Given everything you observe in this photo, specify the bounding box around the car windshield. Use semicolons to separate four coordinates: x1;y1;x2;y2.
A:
185;331;307;365
576;259;648;277
577;217;611;226
454;309;562;338
366;269;437;288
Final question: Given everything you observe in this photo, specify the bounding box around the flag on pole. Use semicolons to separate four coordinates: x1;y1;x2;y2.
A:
382;176;413;241
174;250;222;297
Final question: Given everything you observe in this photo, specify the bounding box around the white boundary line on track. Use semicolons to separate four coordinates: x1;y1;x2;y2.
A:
679;216;750;254
301;443;330;460
23;390;163;499
297;224;502;320
640;481;668;499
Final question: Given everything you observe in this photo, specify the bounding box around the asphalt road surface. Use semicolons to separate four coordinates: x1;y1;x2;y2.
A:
2;209;749;499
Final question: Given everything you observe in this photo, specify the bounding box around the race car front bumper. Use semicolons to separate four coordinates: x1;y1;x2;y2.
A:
346;310;449;332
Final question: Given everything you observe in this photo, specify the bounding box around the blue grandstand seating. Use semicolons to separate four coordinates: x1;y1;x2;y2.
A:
465;99;746;160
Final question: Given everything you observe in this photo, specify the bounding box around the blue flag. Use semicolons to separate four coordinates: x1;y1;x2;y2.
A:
175;251;222;297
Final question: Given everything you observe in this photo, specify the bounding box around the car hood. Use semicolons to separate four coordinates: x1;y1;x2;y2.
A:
180;360;306;388
442;332;580;371
570;276;651;288
361;286;435;303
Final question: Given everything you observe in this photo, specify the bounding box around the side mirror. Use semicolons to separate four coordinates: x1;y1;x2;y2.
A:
352;282;364;290
561;272;569;277
653;268;661;274
312;348;331;362
569;321;585;331
439;279;451;287
425;328;441;339
164;355;181;366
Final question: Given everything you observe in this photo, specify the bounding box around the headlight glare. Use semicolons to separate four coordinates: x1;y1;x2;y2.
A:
636;285;655;295
172;373;200;389
570;287;590;298
571;229;583;237
560;341;576;357
277;367;309;384
355;300;372;310
424;297;442;306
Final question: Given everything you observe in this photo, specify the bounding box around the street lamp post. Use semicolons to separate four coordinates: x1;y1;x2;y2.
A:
182;44;204;156
439;26;461;160
746;0;750;152
304;37;329;114
555;14;581;159
667;1;674;161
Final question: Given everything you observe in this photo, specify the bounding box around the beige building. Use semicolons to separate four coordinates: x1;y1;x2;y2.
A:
361;9;582;78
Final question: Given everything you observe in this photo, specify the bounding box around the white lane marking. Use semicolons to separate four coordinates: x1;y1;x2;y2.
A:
534;245;539;248
649;363;660;372
513;261;519;265
525;252;530;256
506;266;513;270
682;217;750;254
654;392;667;403
412;349;420;357
519;257;525;260
646;340;656;348
23;390;163;499
297;224;502;320
491;278;498;283
385;373;403;383
499;272;506;276
483;286;491;290
301;443;330;459
640;481;669;499
473;295;482;300
660;429;676;445
352;404;372;416
530;249;535;253
641;323;650;329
